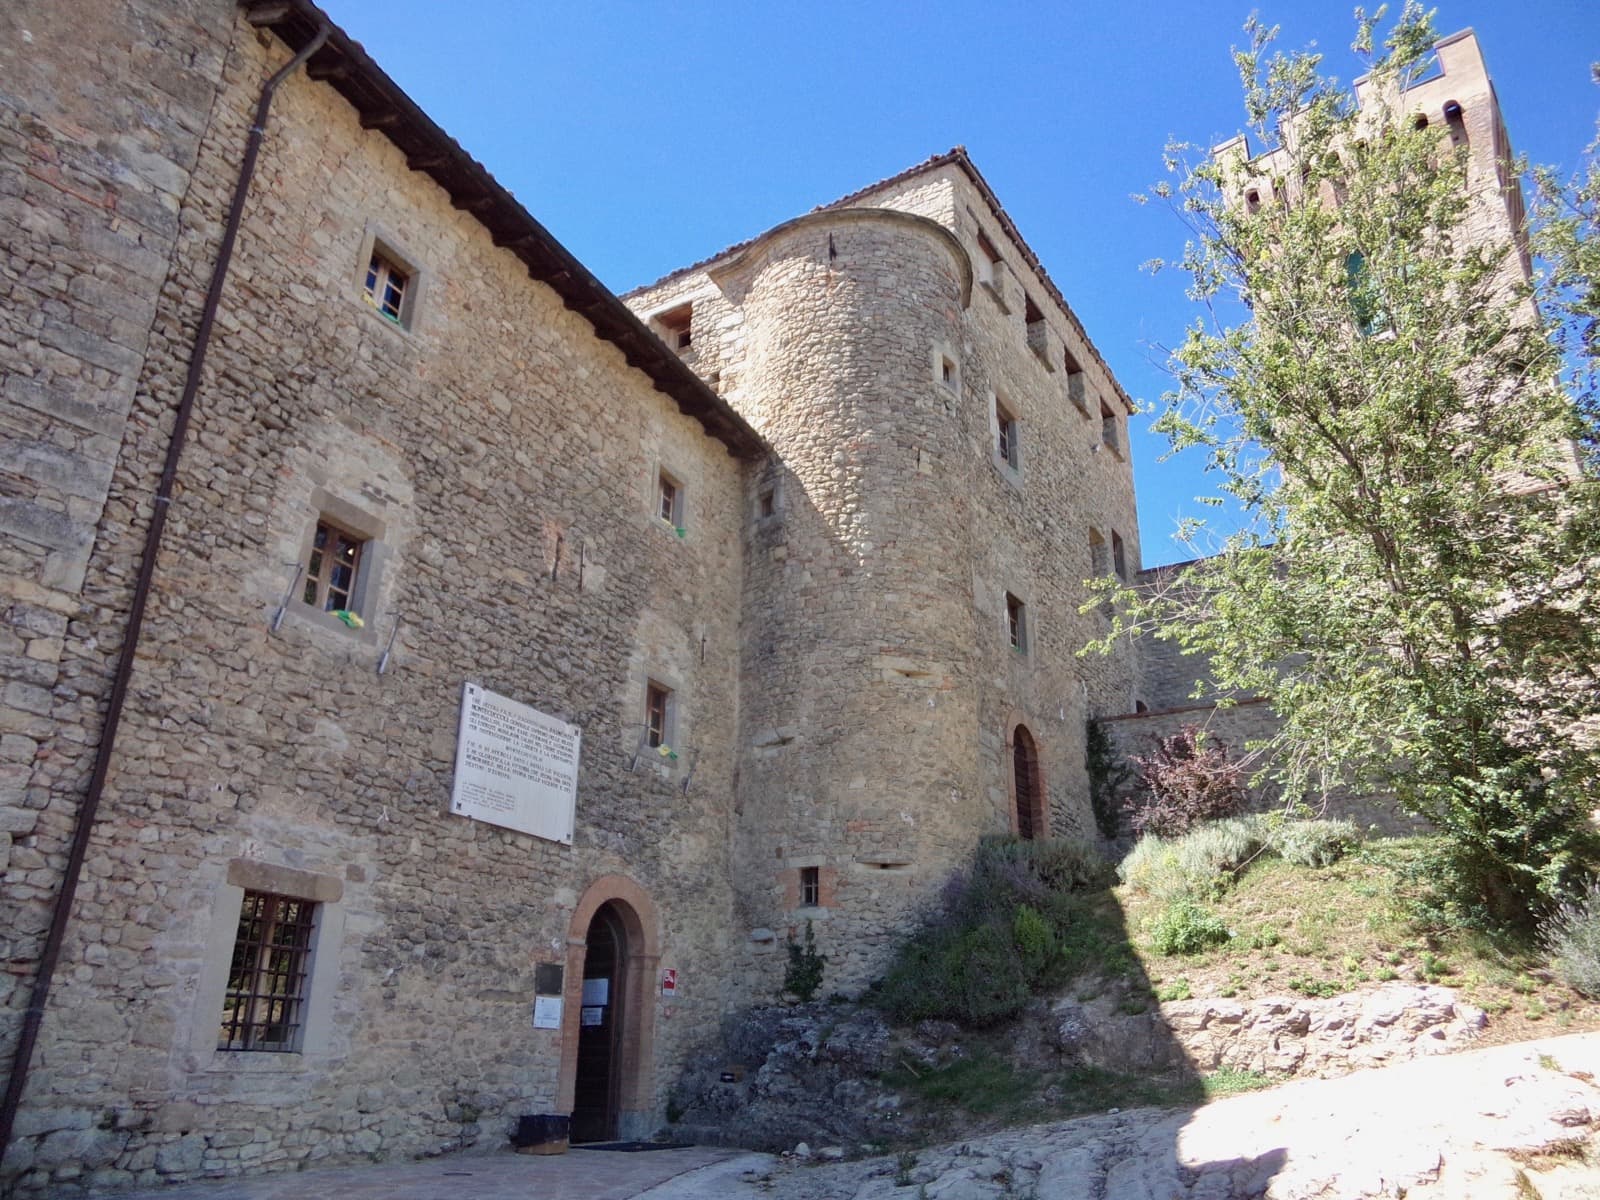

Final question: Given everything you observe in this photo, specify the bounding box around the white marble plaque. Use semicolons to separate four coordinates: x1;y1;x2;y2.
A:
449;682;580;844
532;996;563;1030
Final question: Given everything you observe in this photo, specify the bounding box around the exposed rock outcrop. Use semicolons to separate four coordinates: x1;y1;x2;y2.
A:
1043;983;1487;1078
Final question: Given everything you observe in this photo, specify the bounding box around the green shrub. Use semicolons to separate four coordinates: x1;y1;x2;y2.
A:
1406;758;1600;930
1268;818;1361;867
1541;880;1600;998
1017;835;1115;893
1119;816;1267;903
784;920;826;1002
1148;898;1230;955
872;835;1111;1027
1013;904;1056;974
1086;718;1132;839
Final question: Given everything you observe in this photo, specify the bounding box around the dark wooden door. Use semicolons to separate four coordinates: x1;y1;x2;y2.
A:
571;905;624;1143
1014;726;1040;839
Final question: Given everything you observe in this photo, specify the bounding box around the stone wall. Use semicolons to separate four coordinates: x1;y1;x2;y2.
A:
628;164;1143;993
0;0;237;1079
2;10;754;1193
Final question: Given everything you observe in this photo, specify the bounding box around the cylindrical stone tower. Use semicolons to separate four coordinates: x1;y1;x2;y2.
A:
720;209;983;988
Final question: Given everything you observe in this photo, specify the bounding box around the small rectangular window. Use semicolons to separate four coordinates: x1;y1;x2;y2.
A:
759;488;776;518
976;231;1003;285
645;683;672;749
1006;593;1027;653
1089;528;1109;577
940;355;958;390
800;866;820;908
657;471;684;530
1100;400;1122;457
363;251;409;324
996;399;1019;469
219;890;317;1053
1112;530;1128;581
657;303;693;352
1063;348;1089;414
302;520;365;617
1024;294;1052;364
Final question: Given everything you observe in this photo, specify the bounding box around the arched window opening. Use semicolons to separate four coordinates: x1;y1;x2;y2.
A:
1443;100;1466;145
1012;725;1044;840
1412;113;1430;131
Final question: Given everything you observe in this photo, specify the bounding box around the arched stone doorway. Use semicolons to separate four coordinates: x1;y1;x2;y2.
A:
1011;724;1046;839
559;876;659;1143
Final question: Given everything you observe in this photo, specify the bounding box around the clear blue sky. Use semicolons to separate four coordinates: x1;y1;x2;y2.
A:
315;0;1598;566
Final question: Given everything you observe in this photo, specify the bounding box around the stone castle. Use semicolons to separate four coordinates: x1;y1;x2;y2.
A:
0;0;1523;1191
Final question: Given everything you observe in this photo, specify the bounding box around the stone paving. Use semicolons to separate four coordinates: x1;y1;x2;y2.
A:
90;1145;765;1200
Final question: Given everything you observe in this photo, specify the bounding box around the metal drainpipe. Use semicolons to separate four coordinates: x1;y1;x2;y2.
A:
0;23;330;1156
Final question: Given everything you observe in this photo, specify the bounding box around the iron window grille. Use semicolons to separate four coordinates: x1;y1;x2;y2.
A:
219;890;317;1052
800;866;820;908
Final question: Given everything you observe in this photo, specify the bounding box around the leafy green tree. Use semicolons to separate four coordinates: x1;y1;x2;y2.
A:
1092;4;1600;925
1534;63;1600;469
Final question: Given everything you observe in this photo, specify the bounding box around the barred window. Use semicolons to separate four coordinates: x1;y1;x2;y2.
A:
800;866;820;908
219;890;318;1052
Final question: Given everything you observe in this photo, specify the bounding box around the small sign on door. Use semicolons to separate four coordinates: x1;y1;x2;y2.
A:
661;968;678;998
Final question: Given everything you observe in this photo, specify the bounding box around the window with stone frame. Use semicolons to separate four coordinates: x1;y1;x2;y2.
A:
1112;530;1128;581
302;520;366;617
1006;592;1028;654
657;469;685;532
645;682;673;749
363;249;410;325
1024;293;1049;361
657;302;693;352
800;866;821;908
1063;347;1089;415
218;890;318;1053
1099;400;1122;457
1089;527;1110;577
976;230;1003;285
996;397;1020;470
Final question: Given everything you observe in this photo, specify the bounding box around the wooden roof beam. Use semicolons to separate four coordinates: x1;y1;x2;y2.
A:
360;109;400;130
245;2;293;25
307;59;351;81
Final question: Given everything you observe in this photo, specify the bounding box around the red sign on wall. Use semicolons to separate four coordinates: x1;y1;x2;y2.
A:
661;968;678;997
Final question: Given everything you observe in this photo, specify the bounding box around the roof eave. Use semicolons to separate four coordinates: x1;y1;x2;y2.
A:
240;0;767;460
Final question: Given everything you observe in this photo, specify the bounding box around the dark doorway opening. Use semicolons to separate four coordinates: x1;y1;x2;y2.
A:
1014;725;1042;839
571;902;627;1144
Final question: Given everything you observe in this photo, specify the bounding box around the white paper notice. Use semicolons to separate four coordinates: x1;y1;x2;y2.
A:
449;683;580;844
532;996;563;1029
581;1006;605;1027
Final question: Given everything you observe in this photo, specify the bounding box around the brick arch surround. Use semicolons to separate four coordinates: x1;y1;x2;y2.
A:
557;875;662;1139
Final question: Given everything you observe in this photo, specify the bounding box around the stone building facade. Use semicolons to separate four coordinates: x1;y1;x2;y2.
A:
0;0;1536;1189
0;0;1143;1191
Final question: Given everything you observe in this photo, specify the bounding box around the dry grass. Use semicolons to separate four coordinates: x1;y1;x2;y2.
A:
1115;837;1600;1046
